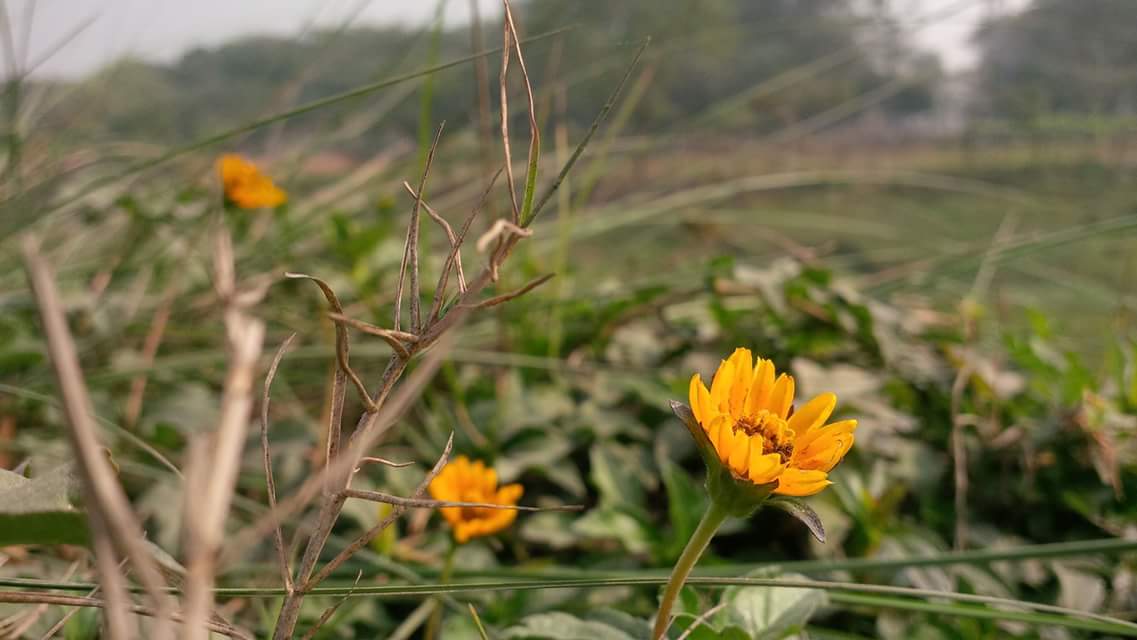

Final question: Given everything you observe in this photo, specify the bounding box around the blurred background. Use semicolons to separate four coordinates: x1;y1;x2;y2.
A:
3;0;1137;638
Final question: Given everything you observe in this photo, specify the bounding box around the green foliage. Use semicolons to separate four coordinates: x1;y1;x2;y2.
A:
0;463;88;546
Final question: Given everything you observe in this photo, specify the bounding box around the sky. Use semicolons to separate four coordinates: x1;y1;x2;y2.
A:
7;0;1027;79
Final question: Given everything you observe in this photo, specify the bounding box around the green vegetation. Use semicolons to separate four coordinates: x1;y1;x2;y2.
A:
2;0;1137;638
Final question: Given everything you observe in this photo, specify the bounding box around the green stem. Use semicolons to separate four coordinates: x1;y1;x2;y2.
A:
652;499;730;640
425;540;457;640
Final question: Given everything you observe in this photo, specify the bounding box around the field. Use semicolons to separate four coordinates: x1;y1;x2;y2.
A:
2;2;1137;639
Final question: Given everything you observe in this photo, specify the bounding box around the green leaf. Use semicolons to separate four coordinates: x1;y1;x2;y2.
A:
0;463;89;546
502;611;640;640
767;497;826;543
661;459;708;559
722;573;827;640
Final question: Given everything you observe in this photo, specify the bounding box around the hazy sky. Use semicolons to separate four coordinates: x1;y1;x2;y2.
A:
8;0;1024;79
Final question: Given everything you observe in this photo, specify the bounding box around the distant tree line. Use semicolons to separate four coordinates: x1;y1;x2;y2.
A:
37;0;1137;149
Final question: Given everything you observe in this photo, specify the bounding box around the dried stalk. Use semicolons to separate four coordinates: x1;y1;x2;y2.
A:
308;434;453;587
268;7;556;636
286;272;378;412
465;273;554;310
402;180;467;299
22;237;174;640
183;226;266;640
262;333;298;593
409;121;443;329
327;312;414;359
0;592;252;640
430;168;502;321
298;572;362;640
341;487;581;512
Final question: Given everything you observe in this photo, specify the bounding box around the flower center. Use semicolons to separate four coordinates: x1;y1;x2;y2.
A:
733;410;795;463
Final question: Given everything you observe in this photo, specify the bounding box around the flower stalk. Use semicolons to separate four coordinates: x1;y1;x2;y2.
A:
652;499;730;640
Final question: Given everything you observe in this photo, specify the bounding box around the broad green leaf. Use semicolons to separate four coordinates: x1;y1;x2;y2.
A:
0;463;89;546
660;459;707;559
723;572;827;640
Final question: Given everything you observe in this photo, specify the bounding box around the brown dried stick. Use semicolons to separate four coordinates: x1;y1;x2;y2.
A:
430;168;502;321
0;592;252;640
183;226;266;640
342;488;582;512
408;122;445;332
307;434;453;587
22;237;174;640
327;312;414;359
262;333;298;593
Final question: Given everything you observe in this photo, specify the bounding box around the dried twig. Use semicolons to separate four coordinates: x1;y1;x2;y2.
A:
502;0;540;224
356;456;415;470
308;434;454;587
298;571;363;640
465;273;554;310
22;237;174;640
266;338;457;639
403;122;445;333
184;225;266;640
475;218;532;253
286;272;378;413
0;592;252;640
262;333;298;593
403;180;467;302
342;487;581;512
327;312;415;359
0;561;80;637
430;168;502;321
498;14;519;222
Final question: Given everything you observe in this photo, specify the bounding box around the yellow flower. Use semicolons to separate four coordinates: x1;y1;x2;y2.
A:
216;153;287;209
428;456;523;543
689;348;856;497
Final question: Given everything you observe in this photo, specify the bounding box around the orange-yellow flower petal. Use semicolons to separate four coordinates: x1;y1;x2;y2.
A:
767;373;795;419
774;468;831;497
689;349;855;500
427;456;523;543
726;348;753;417
787;392;837;438
690;374;714;427
216;153;287;209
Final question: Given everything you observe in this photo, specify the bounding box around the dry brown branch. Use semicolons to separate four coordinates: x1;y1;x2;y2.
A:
38;558;129;640
356;456;415;470
430;168;502;321
342;488;582;512
124;288;174;429
308;434;454;587
466;273;554;310
285;272;377;413
475;218;532;254
412;123;445;332
498;16;518;222
402;180;468;301
265;336;456;639
503;0;540;219
21;237;174;640
327;312;415;359
0;592;252;640
184;225;266;640
298;571;363;640
0;561;80;637
262;332;298;593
